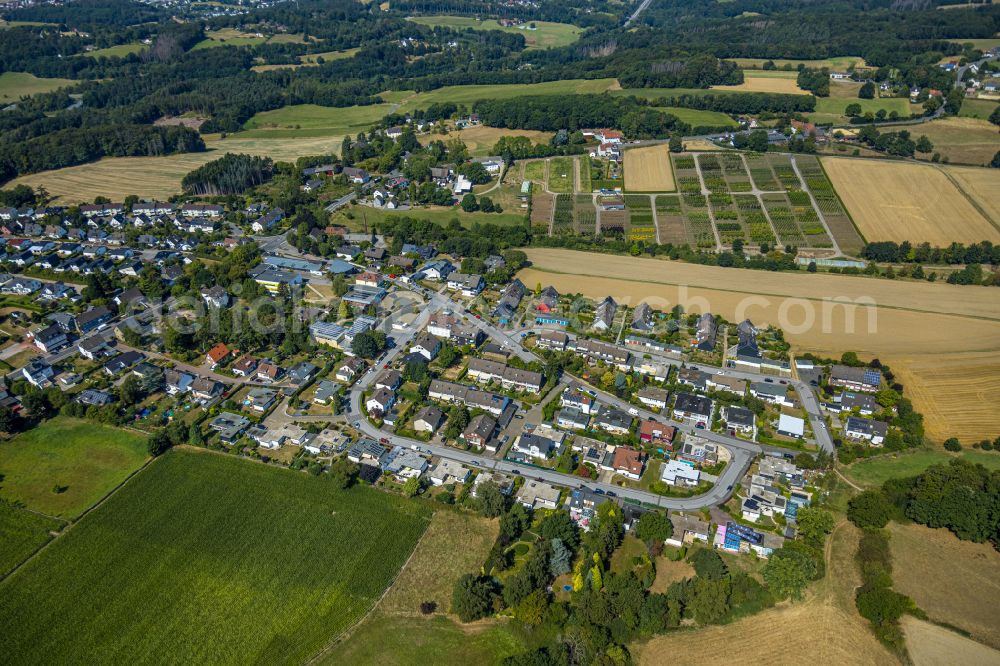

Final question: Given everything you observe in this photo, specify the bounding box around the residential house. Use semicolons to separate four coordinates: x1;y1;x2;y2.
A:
592;296;618;331
446;272;484;297
840;391;878;415
22;359;55;387
376;370;403;391
511;427;565;460
723;405;756;437
573;338;630;368
695;313;718;351
313;380;339;405
287;362;317;386
103;350;144;376
639;419;677;447
672;392;713;427
201;286;230;309
612;446;646;480
678;437;719;466
165;369;194;394
463;414;497;450
561;386;597;414
660;460;700;486
243;387;276;412
829;364;881;392
749;381;794;407
735;319;760;358
706;375;746;395
206;343;231;369
637;387;669;410
348;439;389;466
77;336;109;360
384;448;429;482
557;407;591;431
536;286;560;313
335;357;366;383
413;405;445;433
596;406;633;436
537;330;568;351
776;414;805;439
410;333;442;361
231;354;257;377
192;377;225;402
208;412;251;444
666;514;711;547
844;416;888;446
251;208;285;233
516;480;561;510
471;472;514;497
366;387;396;416
342;167;370;184
29;324;67;353
256;362;281;383
77;388;114;407
75;305;113;333
631;302;653;331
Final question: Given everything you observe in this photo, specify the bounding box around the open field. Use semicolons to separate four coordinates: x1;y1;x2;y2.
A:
0;417;148;519
908;117;1000;166
0;503;62;578
332;615;524;664
0;449;431;664
903;617;1000;666
334;199;527;229
713;70;807;95
958;98;999;120
419;126;553;157
649;556;695;593
378;509;498;615
520;248;1000;440
809;95;918;124
624;144;676;192
0;71;74;103
821;158;1000;244
656;106;739;127
251;48;360;71
324;506;515;664
192;28;306;51
634;521;896;665
82;43;146;58
948;37;1000;49
732;56;866;70
843;448;1000;487
391;78;619;114
406;16;581;49
890;351;1000;442
947;165;1000;224
890;523;1000;650
10;133;348;201
242;103;392;136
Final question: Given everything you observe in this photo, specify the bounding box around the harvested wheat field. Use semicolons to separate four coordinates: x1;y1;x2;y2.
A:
889;351;1000;442
890;523;1000;650
520;249;1000;440
712;71;807;95
902;617;1000;666
635;522;896;665
821;158;1000;244
419;126;553;158
624;144;676;192
910;117;1000;166
948;165;1000;226
11;133;346;202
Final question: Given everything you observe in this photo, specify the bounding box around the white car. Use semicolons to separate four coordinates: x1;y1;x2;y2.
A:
628;407;639;416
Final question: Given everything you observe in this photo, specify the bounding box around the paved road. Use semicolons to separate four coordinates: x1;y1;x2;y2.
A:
624;0;654;27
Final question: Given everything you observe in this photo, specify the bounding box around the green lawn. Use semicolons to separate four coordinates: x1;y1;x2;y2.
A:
0;449;432;664
330;615;525;664
407;16;582;49
0;72;75;104
0;417;148;519
548;157;575;193
81;43;146;58
948;38;1000;50
0;502;63;578
844;448;1000;488
810;95;916;124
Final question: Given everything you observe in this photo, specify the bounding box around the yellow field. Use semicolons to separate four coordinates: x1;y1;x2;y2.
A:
821;158;1000;245
890;351;1000;442
10;133;346;202
910;117;1000;166
948;165;1000;225
519;248;1000;441
634;522;896;665
712;70;807;95
624;144;675;192
902;617;1000;666
419;126;553;157
890;523;1000;650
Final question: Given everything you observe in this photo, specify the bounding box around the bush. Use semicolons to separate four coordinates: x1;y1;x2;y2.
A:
943;437;962;452
847;490;892;529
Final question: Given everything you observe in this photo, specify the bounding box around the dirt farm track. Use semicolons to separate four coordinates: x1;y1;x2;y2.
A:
519;248;1000;442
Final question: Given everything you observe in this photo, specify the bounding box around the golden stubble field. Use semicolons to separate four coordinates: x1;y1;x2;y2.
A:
821;158;1000;245
712;71;807;95
890;523;1000;651
624;144;676;192
10;134;345;202
902;617;1000;666
634;522;897;665
520;248;1000;441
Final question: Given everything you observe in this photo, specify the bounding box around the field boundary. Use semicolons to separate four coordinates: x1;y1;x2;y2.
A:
934;164;1000;233
815;156;867;246
304;508;436;664
0;452;156;583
